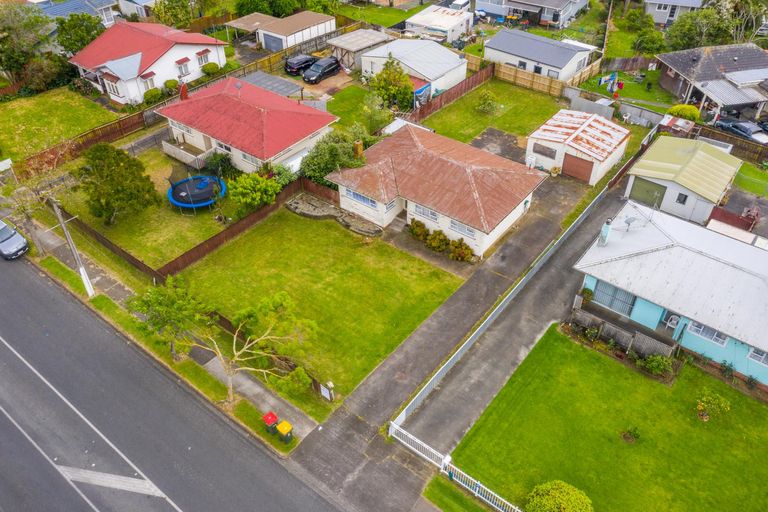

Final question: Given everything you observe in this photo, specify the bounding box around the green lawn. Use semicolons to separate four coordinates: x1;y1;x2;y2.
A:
529;0;607;46
60;148;226;268
180;209;462;417
336;3;430;27
424;477;489;512
452;325;768;512
580;70;677;105
328;85;369;127
423;79;564;142
603;15;658;59
734;162;768;198
0;87;118;161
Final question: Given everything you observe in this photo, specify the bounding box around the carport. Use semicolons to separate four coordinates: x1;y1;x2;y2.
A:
326;29;392;70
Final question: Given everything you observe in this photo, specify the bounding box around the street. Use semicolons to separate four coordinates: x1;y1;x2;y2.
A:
0;260;341;512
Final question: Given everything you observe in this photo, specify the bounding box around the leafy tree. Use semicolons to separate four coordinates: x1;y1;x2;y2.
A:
228;172;282;215
204;153;242;180
634;28;666;54
0;3;49;83
624;8;654;31
299;130;365;187
666;8;735;50
303;0;339;14
362;93;393;135
74;143;159;225
476;89;499;114
271;163;298;188
269;0;297;17
526;481;593;512
369;56;413;110
667;104;701;121
56;13;105;55
127;276;210;358
153;0;192;28
235;0;272;16
24;54;74;93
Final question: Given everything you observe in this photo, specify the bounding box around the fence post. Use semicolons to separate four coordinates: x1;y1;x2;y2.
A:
441;454;452;473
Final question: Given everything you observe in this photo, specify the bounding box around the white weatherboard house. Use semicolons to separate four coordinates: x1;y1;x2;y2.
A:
69;21;226;105
526;110;629;185
483;29;591;81
404;5;474;43
361;39;467;98
327;125;546;257
644;0;702;25
625;137;742;224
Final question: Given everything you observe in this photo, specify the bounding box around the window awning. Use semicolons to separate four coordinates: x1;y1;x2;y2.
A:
507;1;542;12
196;48;211;56
140;71;156;79
175;57;190;65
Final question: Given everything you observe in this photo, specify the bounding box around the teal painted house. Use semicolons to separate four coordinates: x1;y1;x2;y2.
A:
575;201;768;385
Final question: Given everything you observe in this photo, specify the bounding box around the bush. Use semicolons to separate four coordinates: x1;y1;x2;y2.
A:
584;327;599;342
271;163;297;188
667;104;700;121
746;375;758;390
526;480;593;512
204;153;242;181
201;62;220;76
409;219;429;241
229;172;282;215
68;77;99;97
634;29;666;54
164;79;179;94
625;9;654;31
426;230;450;252
142;87;163;105
448;238;474;262
639;354;673;376
24;54;73;93
225;45;235;58
476;89;498;114
580;287;593;303
696;388;731;419
719;360;735;379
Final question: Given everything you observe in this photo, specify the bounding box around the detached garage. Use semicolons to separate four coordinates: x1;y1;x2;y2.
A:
257;11;335;51
327;29;392;70
526;110;629;186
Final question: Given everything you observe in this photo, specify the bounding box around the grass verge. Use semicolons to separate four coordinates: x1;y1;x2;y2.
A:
734;162;768;198
424;476;489;512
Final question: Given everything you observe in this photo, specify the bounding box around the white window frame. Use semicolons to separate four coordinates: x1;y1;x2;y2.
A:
142;77;155;91
688;321;728;347
748;348;768;366
100;7;114;24
449;219;476;239
177;62;190;76
216;141;232;153
414;203;439;222
197;53;210;66
169;119;192;135
656;3;669;10
105;81;120;96
345;188;377;209
385;199;397;212
242;152;259;165
547;69;560;79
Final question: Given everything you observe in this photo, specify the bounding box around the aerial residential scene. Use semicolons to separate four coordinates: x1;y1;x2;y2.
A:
1;0;768;510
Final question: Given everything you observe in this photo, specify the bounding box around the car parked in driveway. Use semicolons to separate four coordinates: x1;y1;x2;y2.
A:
0;220;29;260
302;56;340;84
284;54;317;76
715;119;768;144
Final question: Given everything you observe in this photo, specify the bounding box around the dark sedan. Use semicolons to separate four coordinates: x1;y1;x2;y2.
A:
715;118;768;144
284;54;317;76
303;56;341;84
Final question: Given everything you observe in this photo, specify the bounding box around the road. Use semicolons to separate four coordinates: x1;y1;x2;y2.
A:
0;260;341;512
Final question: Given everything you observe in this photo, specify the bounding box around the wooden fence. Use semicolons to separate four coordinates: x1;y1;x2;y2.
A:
464;53;483;73
691;125;768;164
189;13;234;34
566;58;602;87
494;63;566;96
404;64;495;122
601;56;656;72
301;177;339;205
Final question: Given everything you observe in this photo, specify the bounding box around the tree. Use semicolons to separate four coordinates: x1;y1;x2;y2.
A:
235;0;272;16
269;0;297;17
624;8;654;32
526;481;593;512
127;276;210;358
634;29;666;54
24;54;73;93
303;0;339;14
73;144;158;225
182;292;316;404
204;153;242;180
300;130;365;187
362;93;393;135
228;172;282;215
0;3;49;83
665;9;735;50
153;0;193;28
369;56;413;110
56;13;105;55
475;89;499;114
667;104;701;121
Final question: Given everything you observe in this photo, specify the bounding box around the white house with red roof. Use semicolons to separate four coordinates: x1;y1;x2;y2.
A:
156;77;337;172
69;21;226;105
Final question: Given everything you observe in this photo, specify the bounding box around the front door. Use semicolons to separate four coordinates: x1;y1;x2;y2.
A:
203;135;212;151
667;5;677;22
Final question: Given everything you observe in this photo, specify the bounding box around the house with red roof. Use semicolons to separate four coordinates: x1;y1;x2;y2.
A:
327;125;547;257
156;77;337;172
69;21;226;105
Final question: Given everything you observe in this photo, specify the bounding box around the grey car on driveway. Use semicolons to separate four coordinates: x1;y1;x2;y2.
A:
0;220;29;260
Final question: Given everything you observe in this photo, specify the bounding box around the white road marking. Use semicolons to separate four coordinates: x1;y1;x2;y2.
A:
57;466;166;497
0;334;184;512
0;403;101;512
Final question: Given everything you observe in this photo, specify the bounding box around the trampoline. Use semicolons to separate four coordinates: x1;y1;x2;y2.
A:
167;175;226;209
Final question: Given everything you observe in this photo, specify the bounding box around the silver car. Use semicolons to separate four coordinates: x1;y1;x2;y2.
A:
0;220;29;260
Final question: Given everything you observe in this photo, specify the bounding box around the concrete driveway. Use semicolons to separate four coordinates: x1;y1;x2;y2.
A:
470;127;528;164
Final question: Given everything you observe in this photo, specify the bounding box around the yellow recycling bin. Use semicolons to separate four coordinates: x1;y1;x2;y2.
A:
276;420;293;444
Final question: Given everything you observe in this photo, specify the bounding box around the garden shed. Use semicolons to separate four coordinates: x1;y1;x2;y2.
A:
326;29;392;70
256;11;336;52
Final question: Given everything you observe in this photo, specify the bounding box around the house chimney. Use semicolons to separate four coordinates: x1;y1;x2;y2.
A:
598;218;612;247
353;140;364;159
179;82;189;100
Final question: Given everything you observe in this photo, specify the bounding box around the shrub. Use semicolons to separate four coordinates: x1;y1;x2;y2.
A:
719;360;735;379
271;164;298;188
448;238;474;262
225;45;235;58
201;62;220;76
625;9;654;31
68;77;99;97
580;287;593;303
584;327;599;342
746;375;758;390
409;220;429;241
164;79;179;94
667;104;700;122
229;172;282;215
526;480;593;512
142;87;163;105
204;153;242;181
634;29;666;54
426;230;450;252
639;354;673;376
696;388;731;418
476;89;498;114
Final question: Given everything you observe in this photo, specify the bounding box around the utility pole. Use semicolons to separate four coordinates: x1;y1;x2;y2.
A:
51;200;95;298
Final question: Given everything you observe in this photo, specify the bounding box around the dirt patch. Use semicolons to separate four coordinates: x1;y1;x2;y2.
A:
470;127;527;164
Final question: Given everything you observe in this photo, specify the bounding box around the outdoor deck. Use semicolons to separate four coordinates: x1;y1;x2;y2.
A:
582;300;678;347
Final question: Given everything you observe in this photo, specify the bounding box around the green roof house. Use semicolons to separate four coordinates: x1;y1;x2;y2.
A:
624;136;742;224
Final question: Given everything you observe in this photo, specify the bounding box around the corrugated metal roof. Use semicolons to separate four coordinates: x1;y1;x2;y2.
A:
485;29;588;69
258;11;333;36
406;5;473;31
240;70;302;96
362;39;464;81
697;79;768;106
225;12;278;32
574;201;768;352
629;137;742;203
326;29;392;52
39;0;116;18
725;68;768;85
529;109;629;162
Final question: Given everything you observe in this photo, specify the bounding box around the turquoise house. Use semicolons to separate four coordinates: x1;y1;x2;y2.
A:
574;201;768;385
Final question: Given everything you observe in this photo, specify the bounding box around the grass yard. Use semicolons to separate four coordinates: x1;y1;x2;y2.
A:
0;87;118;161
60;148;226;268
529;0;607;46
734;162;768;198
423;79;564;142
580;70;676;106
328;85;369;127
180;209;462;417
451;325;768;512
336;3;430;27
424;477;488;512
604;14;655;59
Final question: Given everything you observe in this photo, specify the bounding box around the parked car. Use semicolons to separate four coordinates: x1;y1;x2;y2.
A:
715;119;768;144
0;220;29;260
284;54;317;76
303;57;340;84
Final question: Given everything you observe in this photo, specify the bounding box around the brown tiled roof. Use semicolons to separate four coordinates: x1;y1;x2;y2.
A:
327;126;547;233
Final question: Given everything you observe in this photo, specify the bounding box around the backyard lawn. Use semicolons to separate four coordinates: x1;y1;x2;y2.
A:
528;0;607;46
604;14;652;59
734;162;768;198
0;87;118;161
580;69;676;106
423;79;564;142
180;209;462;417
451;325;768;512
328;85;369;127
336;2;430;27
61;148;226;268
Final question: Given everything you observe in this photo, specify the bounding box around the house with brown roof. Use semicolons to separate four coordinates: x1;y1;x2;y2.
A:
526;110;629;185
327;125;547;257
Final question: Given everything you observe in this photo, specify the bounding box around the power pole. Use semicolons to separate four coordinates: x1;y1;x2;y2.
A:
51;200;95;298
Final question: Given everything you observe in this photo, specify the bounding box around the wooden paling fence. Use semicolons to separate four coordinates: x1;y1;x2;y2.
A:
494;63;566;96
692;125;768;165
404;64;494;122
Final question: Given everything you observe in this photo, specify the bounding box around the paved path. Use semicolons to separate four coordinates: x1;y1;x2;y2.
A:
403;189;626;454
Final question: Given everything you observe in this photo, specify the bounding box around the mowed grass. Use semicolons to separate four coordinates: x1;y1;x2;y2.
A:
529;0;607;46
580;70;677;105
423;79;564;142
452;325;768;512
181;209;462;401
61;148;225;268
328;85;369;127
734;162;768;198
336;2;430;27
424;477;489;512
0;87;118;161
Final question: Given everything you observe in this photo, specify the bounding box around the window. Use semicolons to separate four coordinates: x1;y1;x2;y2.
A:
197;53;209;66
532;143;557;159
533;65;543;75
177;62;190;76
593;281;636;316
105;81;120;96
517;60;527;71
414;203;439;222
676;192;688;205
169;119;192;135
385;199;397;212
748;348;768;365
242;152;258;165
142;77;155;91
547;69;559;79
688;321;728;347
216;141;231;153
656;3;669;10
99;7;114;24
576;57;587;71
345;188;377;208
450;219;476;239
